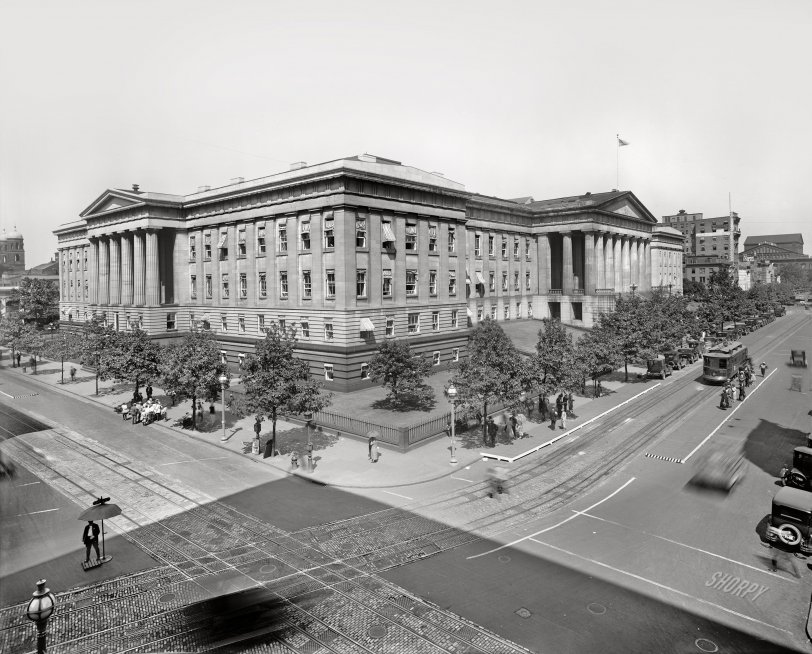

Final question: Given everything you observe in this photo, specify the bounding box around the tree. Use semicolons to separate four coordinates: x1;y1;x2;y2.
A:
597;295;658;382
11;278;59;327
161;330;229;430
241;324;332;456
531;318;580;396
0;314;27;365
573;326;622;393
17;323;45;366
682;279;706;297
103;328;161;397
777;262;811;292
367;339;434;407
42;328;84;383
448;319;531;445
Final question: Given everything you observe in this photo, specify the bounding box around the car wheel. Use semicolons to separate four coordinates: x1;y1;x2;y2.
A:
789;472;806;488
777;523;802;547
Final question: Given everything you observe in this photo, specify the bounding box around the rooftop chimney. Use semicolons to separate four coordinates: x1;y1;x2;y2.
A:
198;185;211;192
132;184;140;192
289;161;307;171
584;191;591;196
678;209;686;214
230;177;244;185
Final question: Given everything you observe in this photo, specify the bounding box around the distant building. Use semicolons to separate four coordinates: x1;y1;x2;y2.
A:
54;154;683;390
742;233;803;255
0;227;26;275
738;234;811;279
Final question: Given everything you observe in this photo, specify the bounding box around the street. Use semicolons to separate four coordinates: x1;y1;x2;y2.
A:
1;310;811;652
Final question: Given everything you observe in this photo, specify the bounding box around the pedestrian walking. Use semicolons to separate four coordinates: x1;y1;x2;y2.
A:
760;362;768;377
555;394;564;419
15;352;21;367
509;413;518;441
560;404;567;429
738;382;746;401
368;435;377;462
538;396;547;421
145;383;153;399
487;417;498;447
567;393;574;417
29;356;37;374
719;387;729;410
253;416;262;438
596;380;603;398
70;366;77;382
82;520;101;563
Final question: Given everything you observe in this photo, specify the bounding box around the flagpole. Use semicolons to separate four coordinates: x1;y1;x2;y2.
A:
616;133;620;190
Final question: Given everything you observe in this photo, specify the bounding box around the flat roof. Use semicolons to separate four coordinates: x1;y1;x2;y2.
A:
773;486;812;511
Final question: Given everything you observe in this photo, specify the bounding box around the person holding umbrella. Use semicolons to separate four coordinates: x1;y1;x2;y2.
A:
82;521;100;564
78;496;122;568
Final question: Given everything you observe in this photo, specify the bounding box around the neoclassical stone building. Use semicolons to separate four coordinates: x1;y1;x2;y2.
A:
55;154;682;390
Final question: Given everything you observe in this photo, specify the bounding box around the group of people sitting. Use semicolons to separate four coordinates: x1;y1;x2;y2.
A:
120;396;168;425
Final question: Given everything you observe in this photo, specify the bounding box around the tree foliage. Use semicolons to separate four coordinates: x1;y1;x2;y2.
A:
102;328;161;395
161;329;229;430
532;318;580;395
367;339;434;407
41;327;84;383
573;326;623;391
11;278;59;327
0;314;27;361
597;295;660;381
241;324;332;456
448;319;531;444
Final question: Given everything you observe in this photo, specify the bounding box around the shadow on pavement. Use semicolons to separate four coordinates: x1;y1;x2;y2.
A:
743;418;808;476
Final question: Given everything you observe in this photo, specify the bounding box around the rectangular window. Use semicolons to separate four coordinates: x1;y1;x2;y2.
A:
516;302;521;318
204;233;212;260
361;363;370;379
84;281;88;299
528;303;533;318
448;226;456;253
448;270;456;295
406;270;418;296
300;319;309;338
324;364;334;381
451;309;458;328
489;271;495;292
302;270;312;298
324;322;334;341
502;272;508;291
239;273;247;298
477;306;484;321
525;271;531;290
190;274;197;299
221;273;229;299
279;318;286;331
474;234;482;257
382;220;395;246
385;316;394;337
407;312;420;334
205;274;212;298
356;269;367;297
452;347;459;362
382;270;393;297
501;236;507;259
433;351;441;366
428;224;437;252
513;237;520;258
257;224;266;254
429;270;437;296
488;235;495;257
432;311;439;331
84;252;88;270
220;350;227;364
504;305;510;320
189;235;196;261
258;272;267;298
166;312;176;330
325;270;336;298
238;315;245;333
258;315;266;333
238;228;246;256
278;222;288;252
221;315;228;331
405;222;417;250
525;238;531;260
218;231;229;260
572;302;583;321
355;218;367;248
238;353;246;369
514;272;520;291
323;216;335;248
300;220;311;250
279;271;288;299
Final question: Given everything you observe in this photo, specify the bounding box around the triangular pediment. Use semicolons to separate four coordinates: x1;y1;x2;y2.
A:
80;190;144;218
601;193;657;224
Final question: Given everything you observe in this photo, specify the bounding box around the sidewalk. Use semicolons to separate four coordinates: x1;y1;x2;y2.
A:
0;348;653;489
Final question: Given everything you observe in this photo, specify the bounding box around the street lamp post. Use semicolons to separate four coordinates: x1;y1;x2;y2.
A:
218;374;228;441
447;385;458;465
630;283;637;296
25;579;55;654
668;283;673;296
303;412;314;472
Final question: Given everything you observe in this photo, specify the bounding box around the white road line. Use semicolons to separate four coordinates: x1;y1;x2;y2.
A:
682;369;776;463
14;508;59;517
0;390;13;398
15;481;41;487
578;511;795;582
528;539;792;635
381;490;413;500
155;456;231;466
467;477;636;559
450;476;475;483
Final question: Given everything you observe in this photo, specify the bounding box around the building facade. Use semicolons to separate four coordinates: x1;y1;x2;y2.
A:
0;227;26;275
738;236;812;282
55;154;683;391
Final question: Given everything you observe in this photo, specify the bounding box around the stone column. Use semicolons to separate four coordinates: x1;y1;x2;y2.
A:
88;239;98;304
562;232;573;294
98;238;110;305
537;234;549;294
641;239;650;292
598;233;607;289
145;230;160;305
544;234;552;293
621;236;630;292
121;233;133;305
613;235;622;291
109;236;121;304
630;237;639;291
133;231;146;305
584;231;596;294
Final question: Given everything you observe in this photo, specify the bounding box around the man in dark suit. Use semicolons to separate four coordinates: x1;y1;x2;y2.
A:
82;520;100;563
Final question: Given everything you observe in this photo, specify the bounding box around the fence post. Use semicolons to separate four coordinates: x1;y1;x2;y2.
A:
399;426;409;452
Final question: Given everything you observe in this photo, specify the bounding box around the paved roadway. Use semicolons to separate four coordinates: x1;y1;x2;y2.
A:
0;309;810;653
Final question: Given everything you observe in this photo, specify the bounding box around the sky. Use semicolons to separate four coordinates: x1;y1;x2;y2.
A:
1;0;810;268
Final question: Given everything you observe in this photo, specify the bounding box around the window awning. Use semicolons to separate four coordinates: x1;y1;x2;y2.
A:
360;318;375;332
382;223;396;242
466;308;474;317
475;271;486;284
217;234;227;248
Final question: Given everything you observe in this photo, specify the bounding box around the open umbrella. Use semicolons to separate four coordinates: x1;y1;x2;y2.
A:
77;496;122;564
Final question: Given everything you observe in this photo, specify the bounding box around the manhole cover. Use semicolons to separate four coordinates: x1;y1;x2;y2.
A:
158;592;176;604
515;607;532;619
587;603;606;615
367;624;388;639
259;564;277;574
498;555;511;563
695;639;718;653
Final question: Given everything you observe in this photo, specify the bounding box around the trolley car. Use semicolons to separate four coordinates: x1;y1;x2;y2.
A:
702;341;750;383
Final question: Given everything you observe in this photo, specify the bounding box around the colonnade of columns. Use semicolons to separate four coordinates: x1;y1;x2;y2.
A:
86;230;159;306
538;231;651;296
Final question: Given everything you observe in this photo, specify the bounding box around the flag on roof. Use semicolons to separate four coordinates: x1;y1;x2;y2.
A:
617;136;629;147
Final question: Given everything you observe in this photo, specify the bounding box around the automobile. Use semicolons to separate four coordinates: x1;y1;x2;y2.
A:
790;350;807;367
646;358;672;380
766;486;812;553
782;446;812;491
689;448;744;491
663;350;685;370
678;346;699;364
